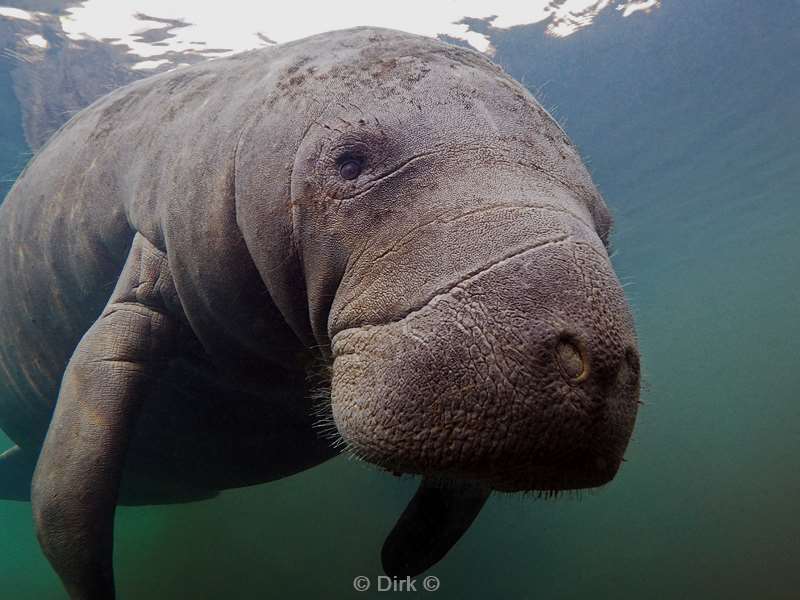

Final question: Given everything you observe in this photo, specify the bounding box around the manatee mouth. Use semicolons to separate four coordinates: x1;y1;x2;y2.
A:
329;252;639;496
336;419;625;494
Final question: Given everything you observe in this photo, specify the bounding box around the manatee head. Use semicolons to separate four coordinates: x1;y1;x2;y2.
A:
236;28;640;494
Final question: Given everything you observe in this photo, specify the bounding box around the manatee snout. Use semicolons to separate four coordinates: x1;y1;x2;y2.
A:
330;225;640;493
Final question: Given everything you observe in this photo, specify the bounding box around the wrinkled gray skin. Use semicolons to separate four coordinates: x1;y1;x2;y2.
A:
0;28;640;599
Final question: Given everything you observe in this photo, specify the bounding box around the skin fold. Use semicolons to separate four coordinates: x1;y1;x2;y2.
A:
0;27;640;598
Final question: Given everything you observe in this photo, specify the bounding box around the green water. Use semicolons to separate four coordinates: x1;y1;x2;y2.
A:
1;1;798;598
0;57;28;202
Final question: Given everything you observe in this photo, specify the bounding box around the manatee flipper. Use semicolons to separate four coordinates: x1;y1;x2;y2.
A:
0;445;37;501
31;234;178;600
381;478;491;577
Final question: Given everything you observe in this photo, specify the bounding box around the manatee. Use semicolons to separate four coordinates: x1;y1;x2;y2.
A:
0;27;640;599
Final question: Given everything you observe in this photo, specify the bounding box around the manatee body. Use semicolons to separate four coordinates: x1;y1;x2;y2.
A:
0;27;640;598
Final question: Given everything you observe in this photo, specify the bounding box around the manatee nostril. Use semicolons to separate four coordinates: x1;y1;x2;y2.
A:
625;347;640;370
622;346;641;383
609;346;640;389
555;337;588;383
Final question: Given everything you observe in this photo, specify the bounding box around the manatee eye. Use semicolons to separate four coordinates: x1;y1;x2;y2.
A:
338;158;362;180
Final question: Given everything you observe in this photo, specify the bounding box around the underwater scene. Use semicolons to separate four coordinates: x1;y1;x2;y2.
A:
0;1;798;598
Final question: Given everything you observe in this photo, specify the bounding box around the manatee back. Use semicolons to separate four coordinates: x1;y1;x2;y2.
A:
0;28;368;447
0;47;279;446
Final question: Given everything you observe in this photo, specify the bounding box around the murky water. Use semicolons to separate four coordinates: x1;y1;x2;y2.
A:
1;1;798;598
